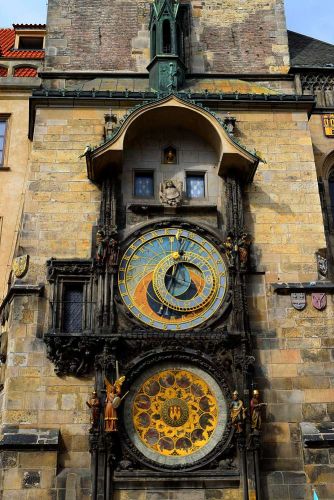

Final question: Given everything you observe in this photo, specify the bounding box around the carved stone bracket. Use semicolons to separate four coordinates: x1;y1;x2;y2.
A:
44;335;104;376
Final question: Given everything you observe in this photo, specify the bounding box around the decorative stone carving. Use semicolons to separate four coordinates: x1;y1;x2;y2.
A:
104;113;118;140
95;226;119;268
159;179;183;207
316;250;328;280
291;292;306;311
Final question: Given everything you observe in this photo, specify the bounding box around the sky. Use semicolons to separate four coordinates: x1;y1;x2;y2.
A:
0;0;333;44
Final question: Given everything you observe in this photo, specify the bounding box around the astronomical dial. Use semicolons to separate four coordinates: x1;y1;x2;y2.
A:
118;227;228;331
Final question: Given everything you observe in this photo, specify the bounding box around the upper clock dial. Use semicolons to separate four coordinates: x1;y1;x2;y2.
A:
118;227;228;331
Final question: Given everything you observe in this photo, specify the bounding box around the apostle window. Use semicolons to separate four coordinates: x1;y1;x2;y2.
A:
186;173;206;199
134;171;154;198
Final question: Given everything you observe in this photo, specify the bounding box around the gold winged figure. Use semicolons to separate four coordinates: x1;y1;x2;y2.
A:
104;375;127;432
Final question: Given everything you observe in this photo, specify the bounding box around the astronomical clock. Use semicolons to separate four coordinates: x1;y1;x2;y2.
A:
118;227;229;331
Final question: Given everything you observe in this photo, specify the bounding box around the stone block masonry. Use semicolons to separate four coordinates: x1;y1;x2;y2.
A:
45;0;289;74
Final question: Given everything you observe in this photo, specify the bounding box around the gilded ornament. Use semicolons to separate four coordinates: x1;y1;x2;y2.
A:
104;375;126;432
12;254;29;278
132;368;219;457
230;390;246;434
250;389;267;432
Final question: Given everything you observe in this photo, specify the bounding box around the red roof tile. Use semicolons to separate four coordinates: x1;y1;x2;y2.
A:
0;29;44;60
13;66;38;77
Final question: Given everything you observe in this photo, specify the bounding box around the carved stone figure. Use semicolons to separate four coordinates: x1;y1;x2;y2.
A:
230;390;246;433
96;226;119;267
237;233;252;269
159;179;183;207
223;235;235;265
104;376;126;432
167;62;178;91
316;250;328;280
86;390;101;429
250;390;267;432
104;113;117;140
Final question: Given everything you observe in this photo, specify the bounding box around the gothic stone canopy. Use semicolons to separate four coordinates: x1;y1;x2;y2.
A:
86;95;260;183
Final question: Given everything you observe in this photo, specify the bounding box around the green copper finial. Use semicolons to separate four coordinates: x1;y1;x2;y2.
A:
148;0;186;92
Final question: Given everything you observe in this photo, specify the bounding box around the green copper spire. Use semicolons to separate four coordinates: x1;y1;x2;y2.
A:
147;0;186;92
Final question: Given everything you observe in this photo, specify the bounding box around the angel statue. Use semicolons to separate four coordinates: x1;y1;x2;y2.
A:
104;375;127;432
159;179;183;207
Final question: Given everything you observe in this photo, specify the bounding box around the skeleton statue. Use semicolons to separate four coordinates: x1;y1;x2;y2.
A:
237;233;252;270
159;179;183;207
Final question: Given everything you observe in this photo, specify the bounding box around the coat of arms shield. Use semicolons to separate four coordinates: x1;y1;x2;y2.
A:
12;254;29;278
312;293;327;311
291;293;306;311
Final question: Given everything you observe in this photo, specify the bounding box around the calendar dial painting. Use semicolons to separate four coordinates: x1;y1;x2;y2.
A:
123;363;228;467
118;227;228;331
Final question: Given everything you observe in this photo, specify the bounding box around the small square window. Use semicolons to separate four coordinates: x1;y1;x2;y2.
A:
134;171;154;198
186;173;205;199
18;36;44;50
0;119;8;166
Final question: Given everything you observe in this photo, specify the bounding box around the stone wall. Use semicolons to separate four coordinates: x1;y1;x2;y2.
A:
0;92;32;300
45;0;289;74
2;103;333;498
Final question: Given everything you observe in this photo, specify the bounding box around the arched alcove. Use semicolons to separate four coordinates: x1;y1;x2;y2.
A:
86;95;259;183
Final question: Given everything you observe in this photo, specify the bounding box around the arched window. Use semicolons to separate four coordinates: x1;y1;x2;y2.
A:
151;24;157;58
13;66;38;77
162;20;171;53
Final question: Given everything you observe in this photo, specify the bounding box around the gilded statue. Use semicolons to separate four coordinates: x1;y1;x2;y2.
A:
86;390;100;430
159;179;183;207
104;376;126;432
250;389;267;432
230;390;246;433
223;235;235;265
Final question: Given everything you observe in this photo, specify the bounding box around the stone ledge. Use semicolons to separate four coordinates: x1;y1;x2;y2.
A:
272;281;334;294
300;422;334;448
113;470;240;490
0;427;59;451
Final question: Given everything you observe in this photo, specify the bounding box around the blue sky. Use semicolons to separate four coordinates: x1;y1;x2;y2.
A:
0;0;334;44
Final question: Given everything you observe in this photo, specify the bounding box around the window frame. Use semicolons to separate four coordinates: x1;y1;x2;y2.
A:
133;169;155;199
0;115;10;168
185;171;207;200
17;36;44;50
